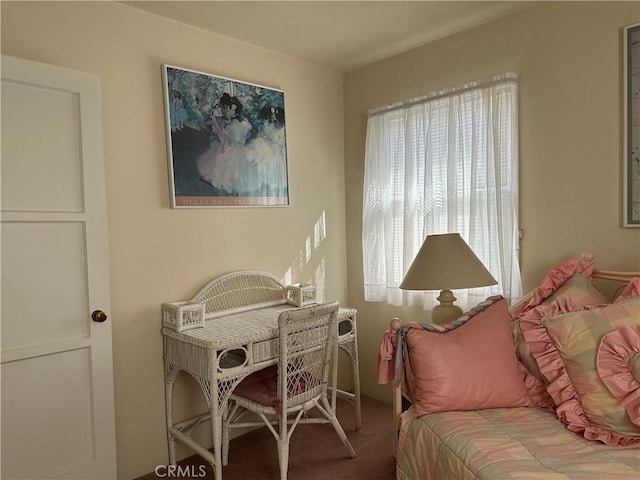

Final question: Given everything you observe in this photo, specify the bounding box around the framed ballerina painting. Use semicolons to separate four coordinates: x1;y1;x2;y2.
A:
161;65;289;208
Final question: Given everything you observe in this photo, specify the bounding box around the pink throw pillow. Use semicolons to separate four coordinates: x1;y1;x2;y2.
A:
520;298;640;446
597;326;640;427
511;258;605;320
406;297;534;416
510;259;606;406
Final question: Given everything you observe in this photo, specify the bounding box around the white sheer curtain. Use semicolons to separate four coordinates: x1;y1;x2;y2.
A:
362;73;522;310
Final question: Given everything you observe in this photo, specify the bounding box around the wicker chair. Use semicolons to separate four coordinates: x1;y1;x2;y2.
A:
222;301;356;479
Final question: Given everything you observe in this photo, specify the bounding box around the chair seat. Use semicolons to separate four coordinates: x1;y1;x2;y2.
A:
233;365;323;409
233;365;279;408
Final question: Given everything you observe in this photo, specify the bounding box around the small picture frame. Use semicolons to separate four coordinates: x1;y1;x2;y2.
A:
623;23;640;227
162;65;289;208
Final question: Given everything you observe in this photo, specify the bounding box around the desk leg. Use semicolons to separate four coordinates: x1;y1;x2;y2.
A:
211;406;222;480
222;404;229;466
349;338;362;431
336;336;362;431
165;364;177;465
353;354;362;431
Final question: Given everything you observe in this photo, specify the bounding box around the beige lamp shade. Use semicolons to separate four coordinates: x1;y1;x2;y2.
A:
400;233;497;324
400;233;497;291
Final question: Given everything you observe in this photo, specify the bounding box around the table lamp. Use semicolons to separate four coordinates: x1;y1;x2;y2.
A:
399;233;497;324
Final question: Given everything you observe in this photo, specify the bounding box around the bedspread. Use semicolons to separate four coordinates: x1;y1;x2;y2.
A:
397;406;640;480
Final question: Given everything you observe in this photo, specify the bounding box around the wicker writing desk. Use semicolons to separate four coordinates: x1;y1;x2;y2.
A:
162;271;360;480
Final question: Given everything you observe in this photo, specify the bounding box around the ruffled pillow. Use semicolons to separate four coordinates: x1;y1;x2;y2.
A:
512;257;606;320
597;326;640;427
510;258;606;406
510;319;555;409
520;297;640;446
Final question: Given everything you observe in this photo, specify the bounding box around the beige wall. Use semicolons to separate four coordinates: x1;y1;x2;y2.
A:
1;2;346;478
344;1;640;405
4;1;640;478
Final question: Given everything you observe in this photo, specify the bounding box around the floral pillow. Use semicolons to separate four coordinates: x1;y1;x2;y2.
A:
520;297;640;446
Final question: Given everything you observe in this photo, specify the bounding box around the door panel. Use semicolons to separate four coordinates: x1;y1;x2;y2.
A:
1;222;89;351
1;349;94;479
1;80;83;212
1;55;117;479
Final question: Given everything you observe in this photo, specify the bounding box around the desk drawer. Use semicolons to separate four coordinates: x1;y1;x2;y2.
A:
253;338;279;363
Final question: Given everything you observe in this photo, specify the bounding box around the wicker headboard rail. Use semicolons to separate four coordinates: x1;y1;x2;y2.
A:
190;270;288;320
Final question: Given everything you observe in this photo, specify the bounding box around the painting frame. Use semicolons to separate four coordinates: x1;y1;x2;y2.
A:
623;23;640;227
162;64;290;208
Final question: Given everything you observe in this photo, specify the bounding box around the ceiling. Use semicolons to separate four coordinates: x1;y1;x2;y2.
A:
122;1;532;72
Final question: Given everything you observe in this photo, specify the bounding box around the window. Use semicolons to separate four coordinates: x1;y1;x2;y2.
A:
362;73;522;310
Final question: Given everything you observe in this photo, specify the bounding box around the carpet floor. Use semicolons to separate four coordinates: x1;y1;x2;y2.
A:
138;395;395;480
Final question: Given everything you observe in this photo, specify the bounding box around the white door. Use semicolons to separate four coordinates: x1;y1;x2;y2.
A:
1;55;117;479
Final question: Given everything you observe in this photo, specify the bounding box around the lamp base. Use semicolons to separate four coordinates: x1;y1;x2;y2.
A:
431;289;464;325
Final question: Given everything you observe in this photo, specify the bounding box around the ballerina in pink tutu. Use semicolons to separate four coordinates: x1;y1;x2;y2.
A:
197;93;252;195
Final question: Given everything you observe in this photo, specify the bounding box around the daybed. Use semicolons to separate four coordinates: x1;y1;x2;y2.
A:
378;254;640;479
